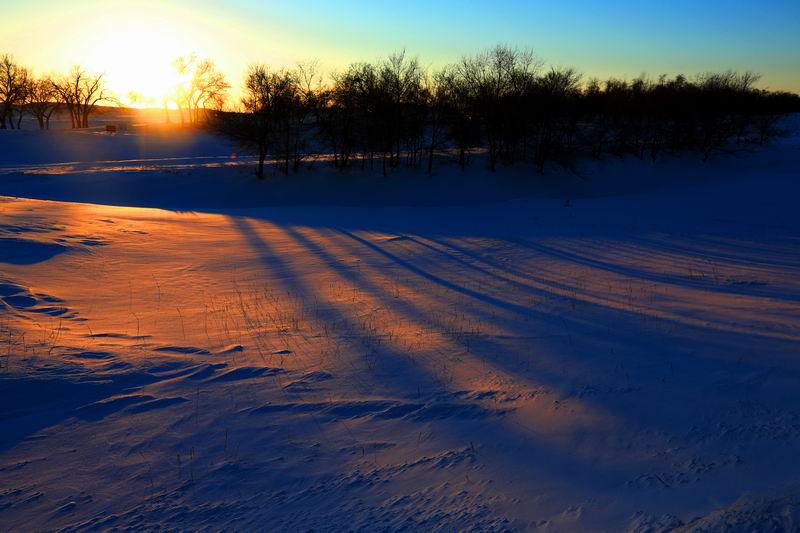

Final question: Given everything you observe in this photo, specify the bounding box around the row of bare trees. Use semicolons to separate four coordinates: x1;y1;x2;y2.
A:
0;54;110;130
4;45;797;172
215;45;800;179
0;52;230;130
215;62;318;178
579;71;791;162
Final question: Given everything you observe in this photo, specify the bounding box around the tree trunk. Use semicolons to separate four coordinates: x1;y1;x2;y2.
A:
333;142;339;169
257;154;266;179
284;125;291;174
427;134;435;176
257;142;267;179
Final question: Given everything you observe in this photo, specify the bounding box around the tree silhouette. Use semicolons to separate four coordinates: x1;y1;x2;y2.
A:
0;54;29;129
172;55;230;126
51;66;109;128
26;76;58;129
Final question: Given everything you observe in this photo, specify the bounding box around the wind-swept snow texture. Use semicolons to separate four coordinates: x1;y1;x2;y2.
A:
1;122;800;530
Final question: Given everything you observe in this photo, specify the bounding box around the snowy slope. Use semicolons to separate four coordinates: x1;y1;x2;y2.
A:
1;125;800;531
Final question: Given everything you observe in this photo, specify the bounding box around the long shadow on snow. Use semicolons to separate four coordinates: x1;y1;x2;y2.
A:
268;215;800;400
509;237;800;305
347;228;800;478
227;215;644;494
333;227;800;343
347;223;800;347
284;225;573;381
234;217;800;498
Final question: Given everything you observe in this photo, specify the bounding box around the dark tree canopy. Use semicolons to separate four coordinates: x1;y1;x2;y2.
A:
211;45;799;179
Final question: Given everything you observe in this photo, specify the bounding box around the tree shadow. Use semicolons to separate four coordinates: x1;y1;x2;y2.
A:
226;215;655;495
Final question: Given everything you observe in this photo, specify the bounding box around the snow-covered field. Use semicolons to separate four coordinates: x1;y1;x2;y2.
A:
1;123;800;531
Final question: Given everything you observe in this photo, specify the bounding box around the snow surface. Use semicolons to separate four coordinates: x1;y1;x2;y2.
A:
1;122;800;531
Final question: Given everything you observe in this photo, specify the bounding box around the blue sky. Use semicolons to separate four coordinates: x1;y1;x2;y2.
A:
252;0;800;89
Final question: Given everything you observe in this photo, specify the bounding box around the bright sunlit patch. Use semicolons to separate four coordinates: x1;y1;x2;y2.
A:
82;13;192;108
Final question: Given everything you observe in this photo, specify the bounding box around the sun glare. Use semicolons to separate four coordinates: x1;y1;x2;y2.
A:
83;16;192;107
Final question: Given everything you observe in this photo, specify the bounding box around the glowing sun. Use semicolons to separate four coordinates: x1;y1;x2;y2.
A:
83;16;192;107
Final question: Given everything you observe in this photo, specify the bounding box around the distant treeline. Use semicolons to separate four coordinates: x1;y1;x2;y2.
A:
215;46;800;178
0;53;227;130
3;46;799;177
1;55;108;130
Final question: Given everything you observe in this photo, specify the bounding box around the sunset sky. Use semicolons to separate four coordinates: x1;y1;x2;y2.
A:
3;0;799;105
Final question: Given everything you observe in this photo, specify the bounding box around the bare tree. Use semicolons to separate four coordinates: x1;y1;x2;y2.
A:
323;52;426;175
51;66;110;128
241;64;275;178
215;65;298;179
456;45;542;171
51;72;78;128
435;65;479;171
75;68;109;128
331;62;381;170
424;72;449;175
12;67;33;129
171;55;193;125
189;59;229;123
26;76;59;129
379;50;425;170
0;54;29;129
172;55;229;126
292;60;323;171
